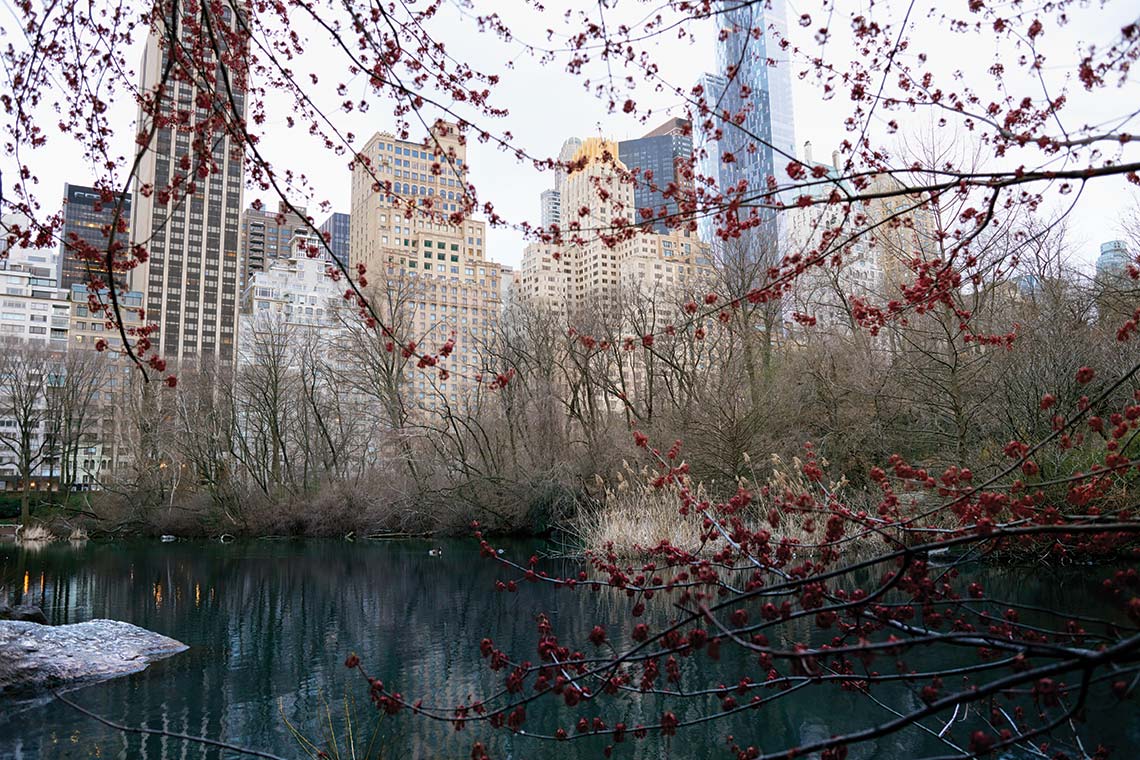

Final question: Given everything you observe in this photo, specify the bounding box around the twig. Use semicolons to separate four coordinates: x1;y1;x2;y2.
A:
53;691;287;760
937;703;960;738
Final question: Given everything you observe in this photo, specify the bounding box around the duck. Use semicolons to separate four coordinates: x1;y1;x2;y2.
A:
428;547;443;557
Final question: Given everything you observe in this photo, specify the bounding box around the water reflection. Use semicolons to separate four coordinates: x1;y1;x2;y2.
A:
0;539;1135;759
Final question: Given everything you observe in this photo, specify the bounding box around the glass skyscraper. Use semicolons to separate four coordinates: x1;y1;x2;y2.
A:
1096;240;1130;278
618;118;693;234
59;183;131;292
318;211;351;266
697;0;796;246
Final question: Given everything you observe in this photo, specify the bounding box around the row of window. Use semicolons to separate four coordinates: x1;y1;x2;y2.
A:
381;158;465;185
383;183;463;200
378;143;464;166
0;324;66;336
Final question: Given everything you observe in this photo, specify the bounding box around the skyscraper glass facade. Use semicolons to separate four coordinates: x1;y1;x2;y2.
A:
618;118;693;234
1097;239;1130;278
318;211;351;265
698;0;796;246
59;184;131;292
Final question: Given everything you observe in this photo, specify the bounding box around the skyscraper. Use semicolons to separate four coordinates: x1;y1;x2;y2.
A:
538;137;583;230
349;122;502;408
618;117;693;233
128;6;246;363
318;211;351;265
697;0;796;244
539;189;561;229
1096;240;1130;278
239;201;310;285
59;184;131;292
785;144;881;336
518;138;712;320
1094;240;1135;324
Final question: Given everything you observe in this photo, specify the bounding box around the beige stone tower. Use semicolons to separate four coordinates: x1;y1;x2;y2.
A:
349;122;502;407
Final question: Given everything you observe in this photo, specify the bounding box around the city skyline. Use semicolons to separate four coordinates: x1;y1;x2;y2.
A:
517;134;713;320
2;1;1134;280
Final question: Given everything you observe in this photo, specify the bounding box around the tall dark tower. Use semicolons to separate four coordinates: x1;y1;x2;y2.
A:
59;184;131;292
128;3;248;363
618;118;693;234
318;211;351;265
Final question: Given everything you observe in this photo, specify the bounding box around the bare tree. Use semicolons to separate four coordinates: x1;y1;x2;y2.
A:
172;362;240;526
0;341;52;528
43;349;109;500
332;276;427;485
231;313;300;495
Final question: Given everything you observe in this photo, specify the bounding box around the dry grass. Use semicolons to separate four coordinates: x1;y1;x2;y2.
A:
737;453;905;548
279;690;386;760
570;465;707;557
572;453;895;559
18;524;55;543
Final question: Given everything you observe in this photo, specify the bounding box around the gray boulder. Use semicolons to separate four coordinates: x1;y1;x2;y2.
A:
0;620;187;696
0;604;48;625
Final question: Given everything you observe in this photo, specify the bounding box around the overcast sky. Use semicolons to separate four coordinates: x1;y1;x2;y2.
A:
3;0;1138;269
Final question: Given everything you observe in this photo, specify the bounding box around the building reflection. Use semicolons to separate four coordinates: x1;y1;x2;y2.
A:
0;540;1129;759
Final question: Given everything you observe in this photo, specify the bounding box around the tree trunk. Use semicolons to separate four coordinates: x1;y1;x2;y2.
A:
20;481;31;530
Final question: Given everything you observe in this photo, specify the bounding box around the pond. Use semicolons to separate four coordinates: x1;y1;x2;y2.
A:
0;538;1136;759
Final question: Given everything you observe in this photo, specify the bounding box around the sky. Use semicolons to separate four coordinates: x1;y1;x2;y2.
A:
3;0;1138;270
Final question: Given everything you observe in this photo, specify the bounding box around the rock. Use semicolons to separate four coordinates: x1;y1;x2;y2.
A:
0;604;48;625
0;620;187;696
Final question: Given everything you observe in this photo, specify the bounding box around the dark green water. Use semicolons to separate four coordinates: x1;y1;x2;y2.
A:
0;539;1135;759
